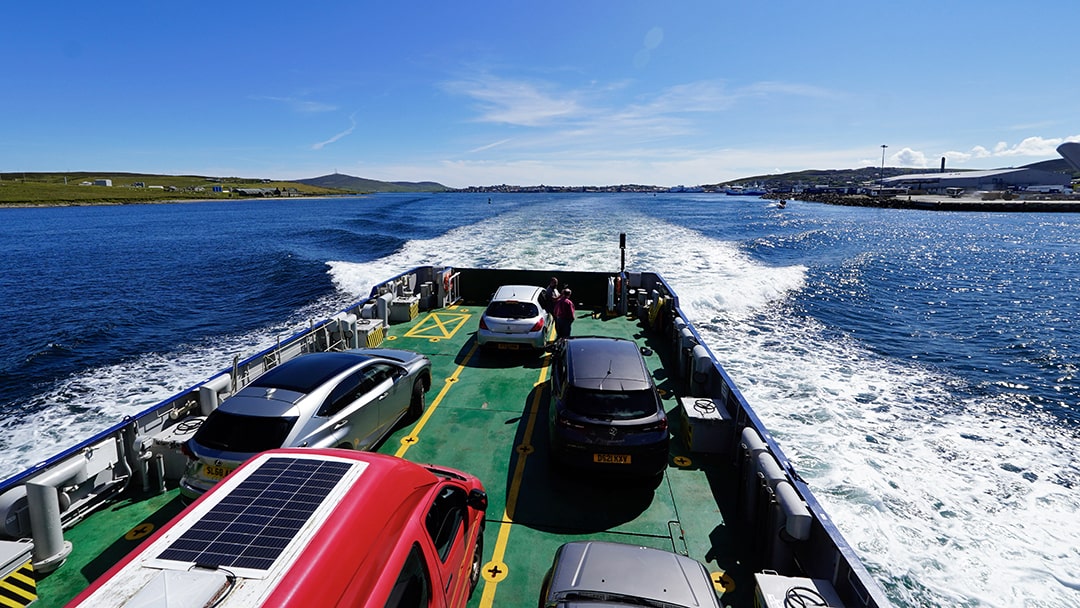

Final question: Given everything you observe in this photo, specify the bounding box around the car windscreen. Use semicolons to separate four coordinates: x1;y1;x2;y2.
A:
566;388;658;419
486;301;539;319
193;410;298;452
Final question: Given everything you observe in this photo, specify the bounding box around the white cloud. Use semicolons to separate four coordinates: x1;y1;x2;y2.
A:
901;134;1080;169
441;75;583;127
738;81;841;100
993;136;1080;158
359;145;879;189
443;72;840;141
891;147;929;168
257;96;337;113
311;114;357;150
943;150;972;163
467;139;512;154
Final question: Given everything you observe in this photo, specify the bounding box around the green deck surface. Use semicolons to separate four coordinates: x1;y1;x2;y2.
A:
35;304;750;608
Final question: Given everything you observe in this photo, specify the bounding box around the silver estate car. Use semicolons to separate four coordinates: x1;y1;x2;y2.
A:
539;541;722;608
476;284;551;349
179;348;431;500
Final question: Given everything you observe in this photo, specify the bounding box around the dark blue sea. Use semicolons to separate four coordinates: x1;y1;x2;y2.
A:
1;193;1078;606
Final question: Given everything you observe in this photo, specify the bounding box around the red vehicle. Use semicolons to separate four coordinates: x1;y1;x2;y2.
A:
67;448;488;608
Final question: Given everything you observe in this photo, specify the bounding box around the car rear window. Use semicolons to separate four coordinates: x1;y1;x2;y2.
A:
250;353;367;393
193;410;298;452
486;301;539;319
566;387;659;419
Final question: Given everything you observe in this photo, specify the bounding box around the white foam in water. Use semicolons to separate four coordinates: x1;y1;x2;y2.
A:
0;300;349;476
5;199;1078;606
686;274;1080;605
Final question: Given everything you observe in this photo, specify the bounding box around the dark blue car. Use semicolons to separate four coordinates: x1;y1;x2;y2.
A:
548;336;669;478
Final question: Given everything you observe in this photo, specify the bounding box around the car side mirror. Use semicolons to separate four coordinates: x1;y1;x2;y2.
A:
468;488;488;512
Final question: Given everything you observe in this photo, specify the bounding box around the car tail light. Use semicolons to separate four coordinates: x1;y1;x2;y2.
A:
530;318;545;332
479;317;489;330
180;440;196;460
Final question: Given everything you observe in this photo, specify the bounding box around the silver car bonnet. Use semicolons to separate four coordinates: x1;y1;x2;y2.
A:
549;541;718;608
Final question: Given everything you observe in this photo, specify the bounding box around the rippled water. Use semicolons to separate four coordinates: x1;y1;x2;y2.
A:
2;193;1078;606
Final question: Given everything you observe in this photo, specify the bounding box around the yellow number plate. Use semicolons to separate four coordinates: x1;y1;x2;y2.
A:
593;453;631;464
203;464;233;480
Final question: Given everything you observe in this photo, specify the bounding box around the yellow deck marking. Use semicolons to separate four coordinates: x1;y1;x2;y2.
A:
393;341;478;459
390;314;550;605
712;570;736;592
479;356;550;608
403;311;472;340
124;523;155;541
0;560;36;606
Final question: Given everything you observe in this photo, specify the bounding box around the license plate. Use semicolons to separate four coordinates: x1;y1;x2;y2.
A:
497;343;520;350
593;453;631;464
203;464;233;480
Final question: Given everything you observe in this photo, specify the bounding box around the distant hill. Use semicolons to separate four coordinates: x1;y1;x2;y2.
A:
708;166;933;189
715;158;1077;190
296;173;447;193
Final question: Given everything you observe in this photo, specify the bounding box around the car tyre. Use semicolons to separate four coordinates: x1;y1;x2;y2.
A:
468;529;484;597
409;380;426;421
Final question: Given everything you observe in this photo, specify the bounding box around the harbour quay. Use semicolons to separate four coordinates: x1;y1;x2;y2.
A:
788;191;1080;212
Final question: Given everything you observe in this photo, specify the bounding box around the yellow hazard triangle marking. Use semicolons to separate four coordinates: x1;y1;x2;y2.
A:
403;312;472;340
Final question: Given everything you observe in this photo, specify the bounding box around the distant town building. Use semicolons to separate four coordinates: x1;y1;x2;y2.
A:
235;187;279;197
881;168;1070;193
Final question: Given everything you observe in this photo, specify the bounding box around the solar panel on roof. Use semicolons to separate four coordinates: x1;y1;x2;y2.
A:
155;457;352;571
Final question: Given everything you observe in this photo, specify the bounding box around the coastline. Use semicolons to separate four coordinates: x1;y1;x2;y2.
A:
0;194;358;209
781;192;1080;212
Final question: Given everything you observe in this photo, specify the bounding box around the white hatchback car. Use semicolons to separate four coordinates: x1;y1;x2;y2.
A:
476;284;551;349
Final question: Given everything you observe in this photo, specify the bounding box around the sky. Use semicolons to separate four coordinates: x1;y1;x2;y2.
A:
3;1;1078;188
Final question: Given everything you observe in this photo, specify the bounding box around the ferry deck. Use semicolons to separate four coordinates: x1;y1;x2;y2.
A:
15;266;886;608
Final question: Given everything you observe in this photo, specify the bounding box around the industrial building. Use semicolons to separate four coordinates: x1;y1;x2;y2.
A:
881;167;1070;194
1058;142;1080;172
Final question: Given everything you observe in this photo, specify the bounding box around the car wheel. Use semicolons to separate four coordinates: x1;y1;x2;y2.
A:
409;380;426;421
468;530;484;597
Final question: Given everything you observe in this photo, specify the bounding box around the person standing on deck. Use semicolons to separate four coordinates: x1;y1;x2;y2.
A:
553;288;576;342
542;276;559;315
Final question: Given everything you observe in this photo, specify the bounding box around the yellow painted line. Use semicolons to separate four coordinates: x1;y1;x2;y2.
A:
394;341;479;459
479;354;550;608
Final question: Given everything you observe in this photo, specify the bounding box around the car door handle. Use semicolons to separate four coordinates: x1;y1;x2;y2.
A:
333;420;348;430
378;391;389;400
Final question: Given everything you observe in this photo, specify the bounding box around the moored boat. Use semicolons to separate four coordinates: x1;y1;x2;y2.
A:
725;185;768;196
0;240;889;607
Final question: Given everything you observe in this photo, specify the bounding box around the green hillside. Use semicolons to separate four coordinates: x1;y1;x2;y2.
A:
296;173;447;193
0;172;347;206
